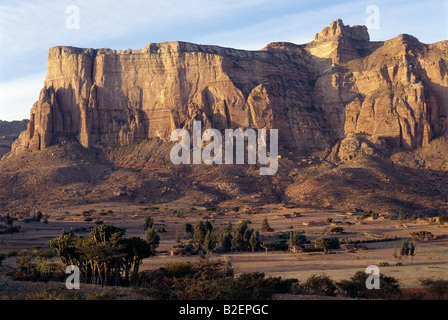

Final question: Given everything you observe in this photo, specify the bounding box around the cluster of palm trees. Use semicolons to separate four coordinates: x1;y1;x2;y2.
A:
186;219;261;253
48;224;158;286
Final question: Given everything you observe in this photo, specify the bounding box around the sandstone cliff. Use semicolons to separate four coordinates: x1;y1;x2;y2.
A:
11;20;448;156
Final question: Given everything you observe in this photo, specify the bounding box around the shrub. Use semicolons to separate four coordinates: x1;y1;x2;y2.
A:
139;259;296;300
330;227;344;234
410;231;433;241
419;278;448;300
261;218;274;232
7;250;18;258
304;274;337;296
337;271;400;299
160;262;194;278
14;253;64;282
439;214;448;224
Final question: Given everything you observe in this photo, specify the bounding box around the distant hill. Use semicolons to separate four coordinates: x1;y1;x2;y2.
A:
0;119;29;136
0;119;29;158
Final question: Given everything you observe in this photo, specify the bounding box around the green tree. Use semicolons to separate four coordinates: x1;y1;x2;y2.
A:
315;237;339;253
175;231;181;244
203;230;216;253
193;219;206;248
145;227;160;255
393;246;398;260
121;236;151;284
261;218;274;232
409;241;416;263
183;222;193;237
220;232;232;252
400;239;410;257
315;237;331;252
249;231;259;253
143;216;154;230
289;232;306;246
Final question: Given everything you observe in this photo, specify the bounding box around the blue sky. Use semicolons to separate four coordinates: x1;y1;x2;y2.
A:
0;0;447;121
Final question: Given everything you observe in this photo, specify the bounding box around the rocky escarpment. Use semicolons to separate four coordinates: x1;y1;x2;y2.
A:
10;19;448;156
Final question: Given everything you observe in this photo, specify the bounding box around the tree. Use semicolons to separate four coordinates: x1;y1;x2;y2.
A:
121;236;152;284
249;231;259;253
289;232;306;246
261;218;273;232
315;237;331;253
409;241;416;263
203;230;216;253
220;232;232;252
143;216;154;230
183;222;193;237
145;227;160;255
193;219;206;248
49;224;153;286
315;237;339;253
393;246;398;260
400;239;410;257
175;231;181;244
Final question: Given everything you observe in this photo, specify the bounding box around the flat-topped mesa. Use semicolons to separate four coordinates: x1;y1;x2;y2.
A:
9;19;448;157
314;19;369;42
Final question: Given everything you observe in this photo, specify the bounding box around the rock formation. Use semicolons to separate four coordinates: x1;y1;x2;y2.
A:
11;20;448;156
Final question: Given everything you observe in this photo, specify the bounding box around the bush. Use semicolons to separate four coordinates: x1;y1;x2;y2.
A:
160;262;194;278
7;250;18;258
261;218;274;232
337;271;400;299
139;259;296;300
14;253;64;282
330;227;344;234
419;277;448;300
0;253;6;266
438;214;448;224
304;274;337;296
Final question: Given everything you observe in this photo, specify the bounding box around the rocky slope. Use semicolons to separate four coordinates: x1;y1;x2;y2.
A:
1;20;447;215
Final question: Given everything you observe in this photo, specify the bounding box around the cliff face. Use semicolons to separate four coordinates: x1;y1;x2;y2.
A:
12;20;448;154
